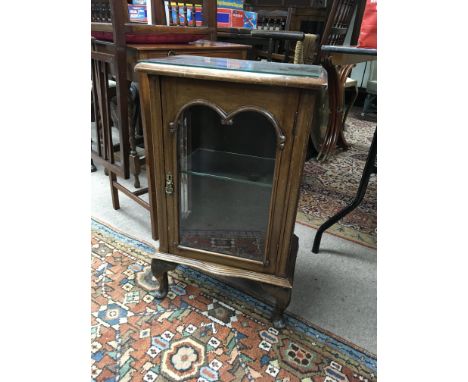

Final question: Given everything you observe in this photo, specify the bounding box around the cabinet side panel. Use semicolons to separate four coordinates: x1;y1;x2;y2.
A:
161;77;181;255
145;74;169;250
277;90;317;277
138;72;159;240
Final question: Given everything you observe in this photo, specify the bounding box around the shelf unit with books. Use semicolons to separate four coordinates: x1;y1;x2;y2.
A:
91;0;217;41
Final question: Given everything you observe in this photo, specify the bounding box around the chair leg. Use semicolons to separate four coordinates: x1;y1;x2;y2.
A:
129;83;141;189
108;170;120;210
130;155;141;189
312;128;377;253
91;159;97;173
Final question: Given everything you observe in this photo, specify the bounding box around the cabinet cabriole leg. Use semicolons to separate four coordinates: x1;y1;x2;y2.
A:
151;259;177;299
262;283;292;330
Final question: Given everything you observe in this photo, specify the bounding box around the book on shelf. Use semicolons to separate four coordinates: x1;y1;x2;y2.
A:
217;8;244;28
243;10;257;29
165;2;202;26
217;0;244;10
128;0;152;24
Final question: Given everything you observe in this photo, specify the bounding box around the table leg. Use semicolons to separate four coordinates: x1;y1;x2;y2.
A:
313;128;377;253
318;58;355;161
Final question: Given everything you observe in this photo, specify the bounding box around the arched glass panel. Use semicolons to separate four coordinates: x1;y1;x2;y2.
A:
178;105;277;262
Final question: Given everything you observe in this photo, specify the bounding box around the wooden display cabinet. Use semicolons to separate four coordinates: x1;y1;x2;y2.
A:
136;56;326;328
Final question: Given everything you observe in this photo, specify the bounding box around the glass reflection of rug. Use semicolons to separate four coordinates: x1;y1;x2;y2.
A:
91;218;377;381
180;229;265;261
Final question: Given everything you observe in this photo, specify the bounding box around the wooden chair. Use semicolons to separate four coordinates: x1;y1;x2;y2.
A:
91;38;156;239
245;0;329;33
251;29;304;62
91;0;218;181
256;8;294;31
91;0;220;241
252;8;297;62
254;0;362;63
91;0;136;184
251;0;364;160
89;3;149;239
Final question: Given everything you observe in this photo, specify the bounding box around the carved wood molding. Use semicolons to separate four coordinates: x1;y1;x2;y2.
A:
169;99;286;149
151;251;293;288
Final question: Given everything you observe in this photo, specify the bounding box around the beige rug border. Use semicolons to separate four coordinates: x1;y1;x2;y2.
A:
295;219;377;250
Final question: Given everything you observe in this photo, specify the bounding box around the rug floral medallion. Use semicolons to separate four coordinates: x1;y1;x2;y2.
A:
92;219;377;382
298;111;377;248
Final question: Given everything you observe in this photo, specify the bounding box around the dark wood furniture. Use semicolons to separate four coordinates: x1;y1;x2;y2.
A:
312;45;377;253
91;0;132;182
250;29;304;62
256;8;294;31
136;55;327;328
216;7;302;61
93;39;250;83
247;0;363;160
91;0;251;241
246;0;329;34
253;0;366;159
92;38;158;239
91;0;158;242
91;38;250;206
91;0;217;40
216;0;327;56
91;0;220;181
315;0;365;160
251;8;299;62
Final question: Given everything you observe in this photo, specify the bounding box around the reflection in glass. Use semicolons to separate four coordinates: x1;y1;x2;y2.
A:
143;55;324;78
178;106;277;261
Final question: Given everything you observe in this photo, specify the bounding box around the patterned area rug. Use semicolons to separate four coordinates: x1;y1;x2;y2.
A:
297;110;377;248
91;219;377;381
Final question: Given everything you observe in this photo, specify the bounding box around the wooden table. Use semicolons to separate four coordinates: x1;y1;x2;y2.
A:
92;37;250;183
318;45;377;161
313;45;377;252
94;39;251;82
92;38;251;241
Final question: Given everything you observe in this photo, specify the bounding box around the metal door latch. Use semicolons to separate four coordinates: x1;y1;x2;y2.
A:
165;173;174;195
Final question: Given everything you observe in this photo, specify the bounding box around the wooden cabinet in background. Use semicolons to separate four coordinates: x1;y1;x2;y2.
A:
136;55;327;328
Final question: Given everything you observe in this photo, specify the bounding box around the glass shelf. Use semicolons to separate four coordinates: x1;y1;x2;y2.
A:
182;148;274;188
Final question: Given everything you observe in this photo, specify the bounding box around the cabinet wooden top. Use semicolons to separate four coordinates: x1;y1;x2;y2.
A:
135;55;327;90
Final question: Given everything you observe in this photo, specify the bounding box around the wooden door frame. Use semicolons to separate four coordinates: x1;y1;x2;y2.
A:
159;77;303;275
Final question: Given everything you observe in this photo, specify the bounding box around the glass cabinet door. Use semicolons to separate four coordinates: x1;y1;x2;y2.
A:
177;105;278;263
